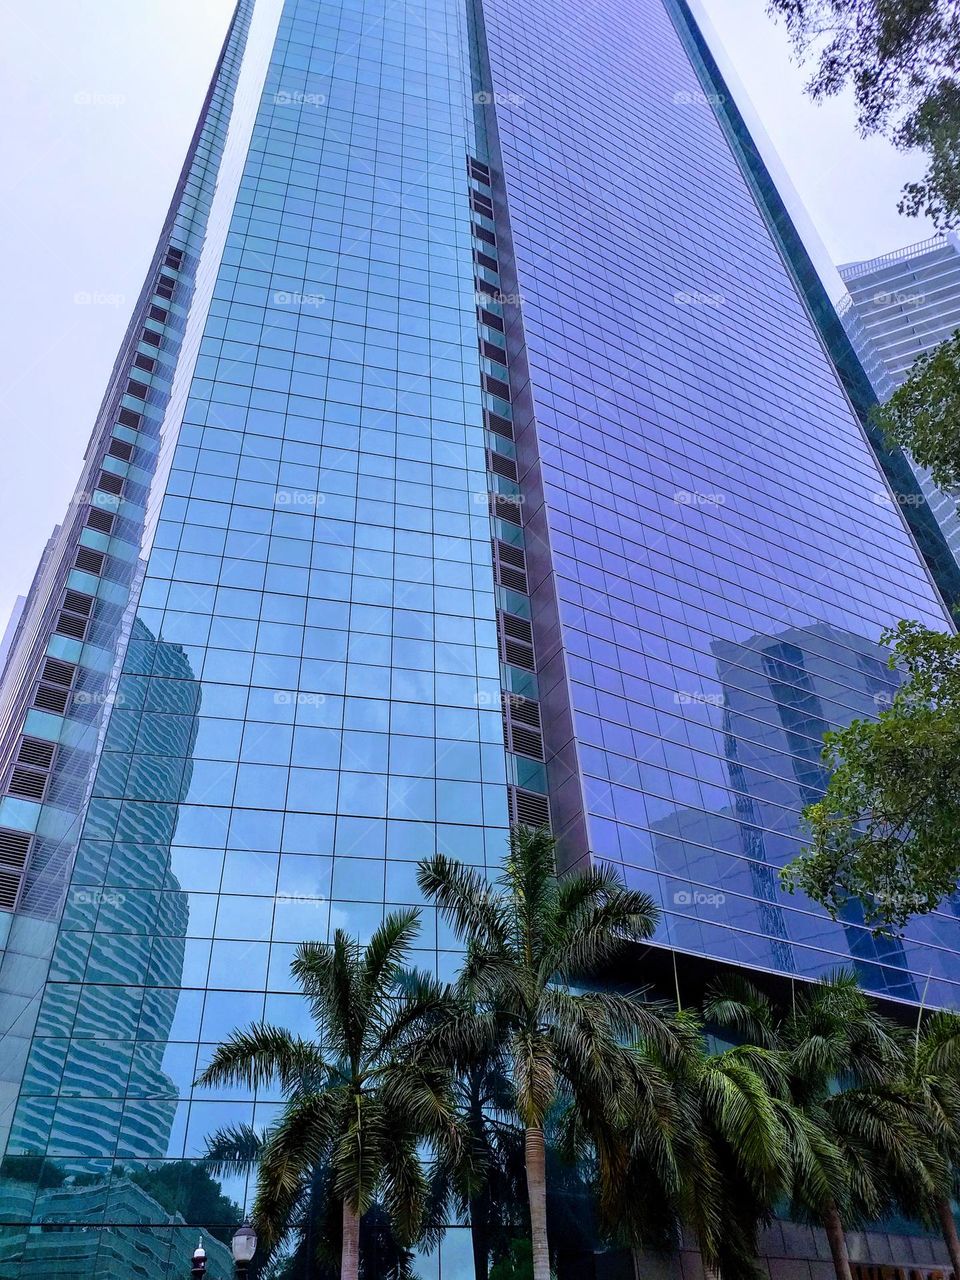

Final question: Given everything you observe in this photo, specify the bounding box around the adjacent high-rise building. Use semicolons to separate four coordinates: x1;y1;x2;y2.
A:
839;232;960;558
1;0;959;1274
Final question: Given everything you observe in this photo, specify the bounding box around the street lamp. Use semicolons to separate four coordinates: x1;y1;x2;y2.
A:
231;1221;257;1276
191;1236;207;1277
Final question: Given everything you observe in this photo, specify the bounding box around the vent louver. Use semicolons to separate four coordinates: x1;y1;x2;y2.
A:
508;787;551;830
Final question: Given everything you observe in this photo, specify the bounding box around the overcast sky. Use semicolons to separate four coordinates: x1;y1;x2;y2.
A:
0;0;939;632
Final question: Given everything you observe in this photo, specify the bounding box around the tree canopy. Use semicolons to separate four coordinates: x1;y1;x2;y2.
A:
766;0;960;226
781;620;960;932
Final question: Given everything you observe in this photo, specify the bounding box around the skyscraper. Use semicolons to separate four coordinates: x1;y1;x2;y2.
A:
0;0;958;1275
838;232;960;559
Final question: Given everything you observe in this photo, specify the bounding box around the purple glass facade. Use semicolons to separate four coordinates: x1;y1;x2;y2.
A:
477;0;960;1004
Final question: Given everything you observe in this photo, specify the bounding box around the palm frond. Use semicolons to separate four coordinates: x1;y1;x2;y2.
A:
418;853;509;950
204;1122;266;1176
195;1023;327;1093
360;908;422;1021
703;974;777;1047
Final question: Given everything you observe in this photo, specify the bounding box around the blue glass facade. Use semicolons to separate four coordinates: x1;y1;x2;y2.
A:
0;0;504;1273
1;0;960;1272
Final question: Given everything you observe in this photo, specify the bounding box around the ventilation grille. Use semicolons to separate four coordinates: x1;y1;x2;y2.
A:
0;828;31;871
481;340;507;367
134;353;156;374
503;695;544;760
75;547;105;576
498;610;535;672
488;450;518;483
97;471;124;496
485;410;513;440
117;409;141;431
508;786;551;831
33;683;69;714
63;591;93;617
108;438;133;462
18;738;55;770
494;541;528;594
483;374;511;402
9;767;46;801
86;508;115;535
54;613;87;641
491;494;523;527
479;307;504;332
42;657;75;688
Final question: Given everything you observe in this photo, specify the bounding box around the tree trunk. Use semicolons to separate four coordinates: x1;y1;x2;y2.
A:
469;1191;490;1280
525;1126;551;1280
341;1199;361;1280
936;1196;960;1280
822;1203;853;1280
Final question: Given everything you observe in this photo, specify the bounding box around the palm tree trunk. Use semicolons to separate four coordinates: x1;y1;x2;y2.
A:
936;1196;960;1280
341;1199;361;1280
469;1191;490;1280
822;1203;853;1280
525;1126;551;1280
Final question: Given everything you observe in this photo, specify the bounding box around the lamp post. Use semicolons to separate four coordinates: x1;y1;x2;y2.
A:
231;1221;257;1276
191;1236;207;1278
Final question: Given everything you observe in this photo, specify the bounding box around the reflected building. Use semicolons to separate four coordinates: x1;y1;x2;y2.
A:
0;623;243;1273
653;623;918;1000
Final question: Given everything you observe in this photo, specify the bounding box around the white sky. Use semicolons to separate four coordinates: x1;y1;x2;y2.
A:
0;0;939;631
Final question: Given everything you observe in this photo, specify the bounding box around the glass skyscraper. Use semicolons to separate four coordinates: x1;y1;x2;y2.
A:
1;0;959;1274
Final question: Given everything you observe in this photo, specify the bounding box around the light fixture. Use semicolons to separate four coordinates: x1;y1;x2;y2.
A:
231;1221;258;1273
191;1236;207;1277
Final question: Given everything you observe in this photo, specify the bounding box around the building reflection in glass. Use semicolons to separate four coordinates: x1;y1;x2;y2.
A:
649;623;922;1000
0;620;237;1278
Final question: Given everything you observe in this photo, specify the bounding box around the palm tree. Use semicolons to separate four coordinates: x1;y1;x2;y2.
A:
895;1010;960;1279
196;910;457;1280
429;1012;526;1280
705;970;940;1280
666;1012;795;1279
204;1124;434;1280
417;825;673;1280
